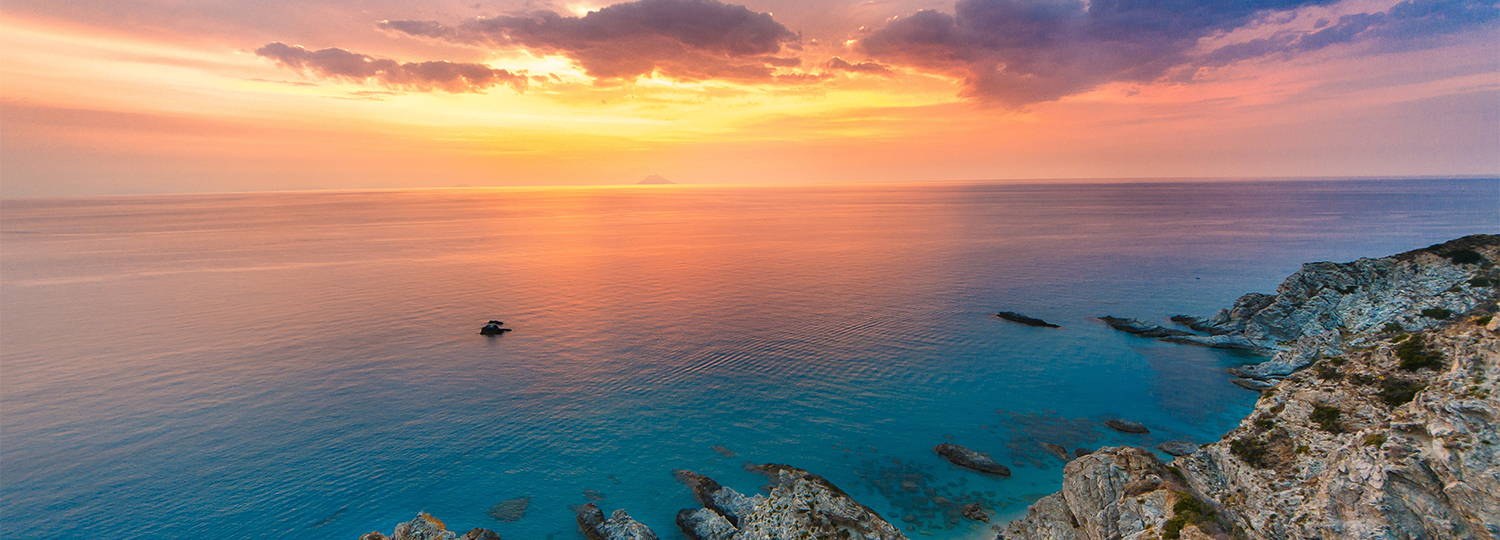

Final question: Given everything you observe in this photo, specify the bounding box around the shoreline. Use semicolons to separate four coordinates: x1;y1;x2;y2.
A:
357;235;1500;540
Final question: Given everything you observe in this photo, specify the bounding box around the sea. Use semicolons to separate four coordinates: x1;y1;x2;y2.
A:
2;178;1496;539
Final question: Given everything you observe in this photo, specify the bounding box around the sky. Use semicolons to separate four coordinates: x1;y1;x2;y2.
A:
1;0;1497;196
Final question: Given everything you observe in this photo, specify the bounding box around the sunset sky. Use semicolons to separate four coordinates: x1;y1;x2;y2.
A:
1;0;1496;196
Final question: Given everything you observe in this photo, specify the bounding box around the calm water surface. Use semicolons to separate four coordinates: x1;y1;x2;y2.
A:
3;179;1496;539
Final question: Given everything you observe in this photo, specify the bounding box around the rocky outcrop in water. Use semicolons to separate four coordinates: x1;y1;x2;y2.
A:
934;443;1013;475
1004;236;1500;540
577;504;659;540
996;312;1061;328
674;464;908;540
1098;316;1194;338
1193;236;1497;380
360;513;502;540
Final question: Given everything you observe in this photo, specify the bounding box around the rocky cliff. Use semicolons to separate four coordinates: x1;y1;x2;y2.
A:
1005;235;1500;540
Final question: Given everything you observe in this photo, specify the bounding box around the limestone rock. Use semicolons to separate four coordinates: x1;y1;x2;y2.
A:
674;464;907;540
393;513;458;540
934;443;1012;475
576;504;659;540
1006;236;1500;540
360;514;500;540
1099;316;1194;338
1002;447;1181;540
1157;441;1199;457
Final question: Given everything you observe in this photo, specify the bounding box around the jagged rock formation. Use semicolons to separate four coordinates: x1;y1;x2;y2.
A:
1098;316;1193;338
1172;320;1500;540
1188;235;1498;379
1005;236;1500;540
360;513;503;540
674;464;908;540
1002;446;1218;540
577;503;659;540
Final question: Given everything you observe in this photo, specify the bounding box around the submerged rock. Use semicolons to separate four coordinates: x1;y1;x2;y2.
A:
933;443;1012;476
994;311;1061;328
576;504;658;540
674;464;907;540
1156;440;1198;457
959;503;989;523
486;496;530;522
1072;448;1092;458
1104;419;1150;434
1098;316;1194;338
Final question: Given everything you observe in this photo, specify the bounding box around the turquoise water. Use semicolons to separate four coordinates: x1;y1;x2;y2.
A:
2;179;1495;539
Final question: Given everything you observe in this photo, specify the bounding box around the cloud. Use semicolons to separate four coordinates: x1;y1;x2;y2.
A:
1200;0;1500;66
377;0;798;83
858;0;1496;106
255;42;528;93
825;57;892;74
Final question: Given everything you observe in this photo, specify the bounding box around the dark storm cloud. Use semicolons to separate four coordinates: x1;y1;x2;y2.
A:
255;42;528;93
825;57;893;74
858;0;1496;106
377;0;799;82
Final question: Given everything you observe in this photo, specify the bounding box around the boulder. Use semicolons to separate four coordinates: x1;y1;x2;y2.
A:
1104;420;1149;434
934;443;1012;476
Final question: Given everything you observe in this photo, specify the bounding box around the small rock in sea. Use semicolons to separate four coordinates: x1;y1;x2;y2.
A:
960;503;989;523
487;496;531;522
934;443;1012;476
1105;419;1150;434
1073;448;1092;458
1041;443;1071;462
995;311;1061;328
711;445;736;458
583;489;606;502
480;320;512;335
1157;441;1199;457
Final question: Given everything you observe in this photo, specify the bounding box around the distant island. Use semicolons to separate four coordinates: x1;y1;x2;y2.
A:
637;174;675;185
